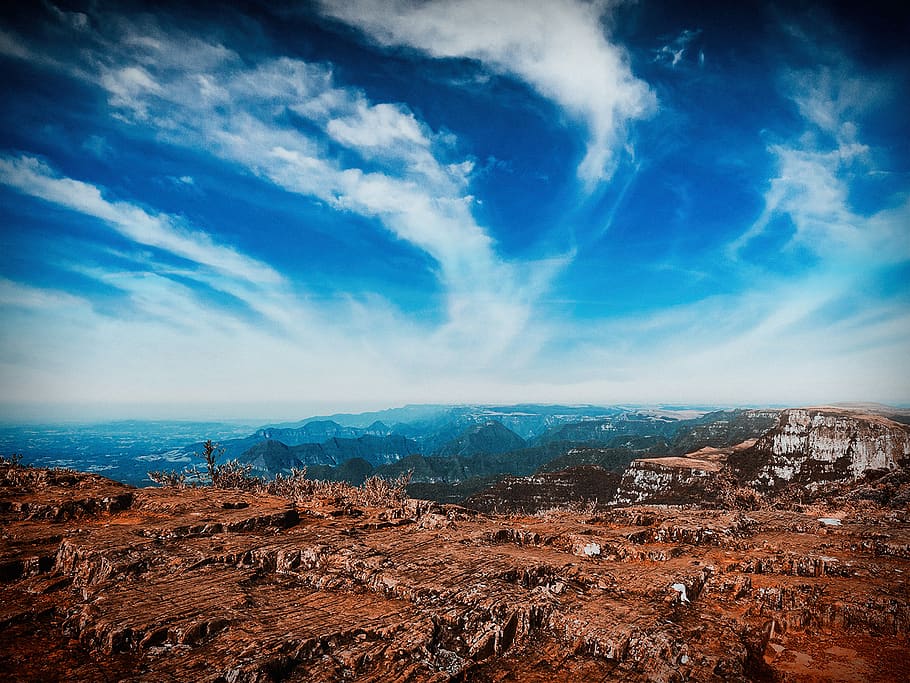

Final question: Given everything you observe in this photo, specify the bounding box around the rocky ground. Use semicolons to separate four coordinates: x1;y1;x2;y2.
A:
1;462;909;682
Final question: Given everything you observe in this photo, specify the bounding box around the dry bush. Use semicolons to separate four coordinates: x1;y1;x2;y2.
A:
147;469;188;488
148;439;260;490
149;440;415;509
198;440;223;485
264;467;313;498
265;468;350;501
357;471;413;507
214;460;260;490
264;469;414;507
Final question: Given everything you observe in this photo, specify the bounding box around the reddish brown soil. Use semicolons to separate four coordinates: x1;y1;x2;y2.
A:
1;464;908;682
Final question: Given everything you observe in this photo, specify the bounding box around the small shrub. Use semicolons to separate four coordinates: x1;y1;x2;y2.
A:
197;440;224;485
0;453;24;466
147;469;188;487
214;460;260;490
358;471;413;507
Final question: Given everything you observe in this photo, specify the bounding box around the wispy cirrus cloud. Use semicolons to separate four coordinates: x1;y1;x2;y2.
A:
732;61;909;265
5;8;561;361
0;5;570;405
0;154;282;285
317;0;656;188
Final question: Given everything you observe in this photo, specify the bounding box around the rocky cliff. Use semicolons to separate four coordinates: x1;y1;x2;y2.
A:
610;446;732;506
731;408;910;491
606;409;910;507
2;461;909;682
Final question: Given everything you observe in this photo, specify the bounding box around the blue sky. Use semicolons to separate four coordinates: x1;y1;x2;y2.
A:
0;0;908;420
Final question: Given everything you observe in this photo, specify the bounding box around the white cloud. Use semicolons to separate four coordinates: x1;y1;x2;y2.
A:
82;134;114;158
69;23;554;358
787;65;885;139
327;102;429;149
0;277;85;311
732;65;908;264
0;154;282;285
535;277;910;407
0;7;567;408
0;29;34;61
317;0;656;188
99;66;163;118
45;2;90;31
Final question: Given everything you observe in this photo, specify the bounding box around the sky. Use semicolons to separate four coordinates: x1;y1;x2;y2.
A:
0;0;908;421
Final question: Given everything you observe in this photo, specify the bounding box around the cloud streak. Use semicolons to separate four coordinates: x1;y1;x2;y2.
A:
88;19;553;355
0;7;572;373
732;64;909;264
318;0;656;188
0;154;283;285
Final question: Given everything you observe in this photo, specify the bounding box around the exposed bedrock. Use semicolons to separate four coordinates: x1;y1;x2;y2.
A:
1;464;909;682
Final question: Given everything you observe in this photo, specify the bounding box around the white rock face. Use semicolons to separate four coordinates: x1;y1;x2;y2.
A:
751;409;910;488
611;461;712;505
608;409;910;503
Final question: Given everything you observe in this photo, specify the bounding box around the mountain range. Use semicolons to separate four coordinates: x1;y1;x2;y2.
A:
157;405;795;505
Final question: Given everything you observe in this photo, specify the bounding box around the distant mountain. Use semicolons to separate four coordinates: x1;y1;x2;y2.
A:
377;442;575;484
238;434;422;475
535;414;678;446
434;421;526;457
457;410;783;512
167;404;771;496
261;405;453;430
272;403;624;436
186;436;262;461
321;434;422;466
255;420;361;445
241;439;295;472
174;406;791;505
364;421;392;436
536;442;668;474
460;404;624;440
305;457;374;485
241;440;323;473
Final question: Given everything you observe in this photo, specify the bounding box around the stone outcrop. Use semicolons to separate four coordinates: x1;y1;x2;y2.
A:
610;443;748;506
732;408;910;491
2;462;909;681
